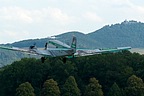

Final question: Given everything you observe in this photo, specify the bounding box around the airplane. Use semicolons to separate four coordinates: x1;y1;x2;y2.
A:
0;36;131;63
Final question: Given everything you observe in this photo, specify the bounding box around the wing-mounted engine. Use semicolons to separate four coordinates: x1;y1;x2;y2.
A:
29;43;37;50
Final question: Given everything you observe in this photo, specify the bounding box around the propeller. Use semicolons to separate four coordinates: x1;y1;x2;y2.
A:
29;42;36;49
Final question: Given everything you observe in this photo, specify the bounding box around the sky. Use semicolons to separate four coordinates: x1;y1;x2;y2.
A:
0;0;144;44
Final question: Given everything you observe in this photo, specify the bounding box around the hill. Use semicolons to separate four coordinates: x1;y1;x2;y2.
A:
87;20;144;48
9;20;144;48
10;32;101;48
1;20;144;66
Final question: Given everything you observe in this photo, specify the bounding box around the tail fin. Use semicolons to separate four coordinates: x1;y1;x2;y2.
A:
71;36;77;52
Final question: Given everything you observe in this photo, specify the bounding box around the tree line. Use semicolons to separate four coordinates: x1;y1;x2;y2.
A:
1;51;144;96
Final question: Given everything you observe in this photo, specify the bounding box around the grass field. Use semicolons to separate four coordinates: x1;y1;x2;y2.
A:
130;48;144;54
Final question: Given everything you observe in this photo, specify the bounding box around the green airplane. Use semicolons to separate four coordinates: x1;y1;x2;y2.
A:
0;36;131;63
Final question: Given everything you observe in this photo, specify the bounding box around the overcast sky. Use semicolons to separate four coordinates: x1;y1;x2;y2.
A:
0;0;144;43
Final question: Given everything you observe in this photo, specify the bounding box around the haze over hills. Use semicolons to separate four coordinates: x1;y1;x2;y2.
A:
1;20;144;66
7;20;144;48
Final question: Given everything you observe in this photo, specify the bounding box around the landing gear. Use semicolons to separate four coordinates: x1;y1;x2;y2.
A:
41;57;46;63
62;57;67;63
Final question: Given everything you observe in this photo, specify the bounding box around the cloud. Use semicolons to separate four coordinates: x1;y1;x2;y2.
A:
136;6;144;14
41;7;75;25
0;6;75;25
50;8;73;23
83;12;103;22
0;7;33;23
0;6;78;43
0;0;144;43
0;30;30;44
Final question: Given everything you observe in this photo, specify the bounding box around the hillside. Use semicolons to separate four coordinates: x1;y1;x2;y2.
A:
1;20;144;66
88;20;144;48
10;32;101;48
9;20;144;48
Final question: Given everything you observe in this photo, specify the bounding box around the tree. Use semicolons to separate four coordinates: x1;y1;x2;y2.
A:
62;76;81;96
84;77;103;96
125;75;144;96
41;79;60;96
16;82;35;96
107;82;123;96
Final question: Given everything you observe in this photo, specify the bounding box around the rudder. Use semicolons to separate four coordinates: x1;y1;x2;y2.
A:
71;36;77;52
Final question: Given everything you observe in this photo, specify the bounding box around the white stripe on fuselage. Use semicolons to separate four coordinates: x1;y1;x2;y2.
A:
48;40;71;48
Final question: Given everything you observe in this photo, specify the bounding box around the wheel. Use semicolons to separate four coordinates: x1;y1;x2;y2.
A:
41;57;46;63
63;57;67;63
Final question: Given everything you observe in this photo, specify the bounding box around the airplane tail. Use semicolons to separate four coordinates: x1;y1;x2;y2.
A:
71;36;77;52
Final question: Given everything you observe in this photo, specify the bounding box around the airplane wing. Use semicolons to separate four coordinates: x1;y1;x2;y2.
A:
0;46;39;55
0;46;29;52
75;47;131;57
0;45;73;57
97;47;131;53
0;45;131;58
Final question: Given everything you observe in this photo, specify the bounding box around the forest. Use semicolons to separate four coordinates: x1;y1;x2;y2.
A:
0;50;144;96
